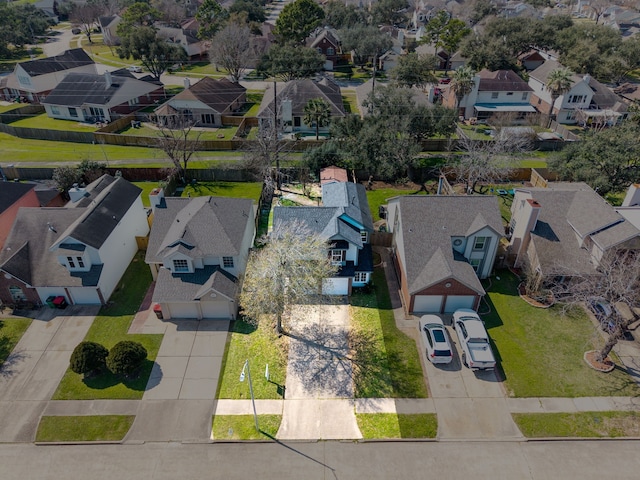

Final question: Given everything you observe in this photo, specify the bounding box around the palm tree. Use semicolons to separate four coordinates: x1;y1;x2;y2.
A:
546;68;573;124
450;66;475;117
303;98;331;140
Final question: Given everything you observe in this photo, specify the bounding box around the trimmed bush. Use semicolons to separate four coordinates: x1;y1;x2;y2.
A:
107;341;147;376
69;341;109;376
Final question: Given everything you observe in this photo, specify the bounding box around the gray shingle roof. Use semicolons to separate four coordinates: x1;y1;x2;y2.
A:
146;196;254;263
18;48;93;77
321;182;374;231
392;195;504;295
257;78;346;119
155;77;246;115
152;265;237;302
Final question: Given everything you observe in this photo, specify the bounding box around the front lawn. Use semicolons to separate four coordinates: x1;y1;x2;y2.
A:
212;414;281;440
356;413;437;439
53;253;163;400
366;187;426;222
9;113;100;131
0;317;32;367
484;271;640;397
350;269;428;398
513;412;640;438
36;415;134;442
181;181;263;203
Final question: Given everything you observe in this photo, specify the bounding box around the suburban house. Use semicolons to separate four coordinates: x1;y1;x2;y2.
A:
320;165;349;185
42;70;165;123
153;77;246;127
0;183;40;250
99;15;122;45
272;182;374;296
415;44;450;70
157;18;208;58
307;27;342;70
0;49;96;103
528;60;628;125
386;195;504;314
257;78;346;135
447;69;536;121
0;175;149;306
145;191;256;320
518;50;546;71
508;183;640;284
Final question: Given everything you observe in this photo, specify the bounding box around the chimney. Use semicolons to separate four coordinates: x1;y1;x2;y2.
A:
68;184;87;203
104;70;112;89
509;195;542;267
184;77;191;89
583;73;591;85
437;175;445;195
622;184;640;207
149;187;165;209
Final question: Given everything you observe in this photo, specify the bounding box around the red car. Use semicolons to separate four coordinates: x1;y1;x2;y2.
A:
439;77;451;84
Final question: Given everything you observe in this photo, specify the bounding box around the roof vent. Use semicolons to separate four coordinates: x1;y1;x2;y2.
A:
47;222;57;233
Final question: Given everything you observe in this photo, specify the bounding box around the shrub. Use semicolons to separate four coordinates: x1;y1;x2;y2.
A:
69;341;109;376
107;341;147;376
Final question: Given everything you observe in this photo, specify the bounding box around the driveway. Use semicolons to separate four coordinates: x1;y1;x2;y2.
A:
277;303;361;440
0;306;98;442
42;27;74;57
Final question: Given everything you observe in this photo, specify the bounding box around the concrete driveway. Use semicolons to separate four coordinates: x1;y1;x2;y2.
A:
419;323;523;440
0;306;98;442
277;303;361;440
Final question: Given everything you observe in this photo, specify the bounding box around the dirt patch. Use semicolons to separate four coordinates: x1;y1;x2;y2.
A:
583;350;616;372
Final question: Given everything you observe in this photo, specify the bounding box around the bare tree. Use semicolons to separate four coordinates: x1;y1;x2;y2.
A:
71;2;102;44
155;114;203;182
239;221;339;335
544;250;640;363
447;129;533;193
209;22;263;83
588;0;609;25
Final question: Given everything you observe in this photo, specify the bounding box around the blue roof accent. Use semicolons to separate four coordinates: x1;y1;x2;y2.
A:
338;213;365;231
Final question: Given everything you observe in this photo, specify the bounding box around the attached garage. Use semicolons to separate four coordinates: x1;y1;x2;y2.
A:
165;302;199;319
201;299;232;319
323;277;350;295
413;295;443;313
68;287;101;305
444;295;477;313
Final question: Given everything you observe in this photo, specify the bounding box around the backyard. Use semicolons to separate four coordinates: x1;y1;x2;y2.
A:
483;270;640;398
9;113;100;131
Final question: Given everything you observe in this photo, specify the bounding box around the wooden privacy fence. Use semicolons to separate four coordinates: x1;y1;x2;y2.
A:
371;232;392;247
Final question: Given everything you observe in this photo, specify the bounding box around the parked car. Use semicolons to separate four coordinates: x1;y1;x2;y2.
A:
419;315;453;364
588;299;634;340
71;27;82;35
453;309;496;370
127;66;143;73
439;77;451;84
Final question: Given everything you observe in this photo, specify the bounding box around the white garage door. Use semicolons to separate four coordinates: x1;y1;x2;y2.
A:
201;300;231;319
68;288;101;305
322;277;350;295
167;302;199;319
444;295;477;313
413;295;443;313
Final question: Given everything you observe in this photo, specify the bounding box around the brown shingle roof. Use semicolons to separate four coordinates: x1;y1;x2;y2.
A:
477;69;533;92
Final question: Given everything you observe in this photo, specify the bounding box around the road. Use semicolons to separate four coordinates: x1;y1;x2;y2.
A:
3;440;640;479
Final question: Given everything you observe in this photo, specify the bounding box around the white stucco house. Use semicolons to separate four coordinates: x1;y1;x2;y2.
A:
0;175;149;306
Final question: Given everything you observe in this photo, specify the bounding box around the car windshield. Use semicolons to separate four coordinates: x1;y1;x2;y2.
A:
432;329;446;342
434;350;451;356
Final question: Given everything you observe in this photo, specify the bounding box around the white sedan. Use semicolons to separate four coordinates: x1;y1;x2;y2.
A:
419;315;453;364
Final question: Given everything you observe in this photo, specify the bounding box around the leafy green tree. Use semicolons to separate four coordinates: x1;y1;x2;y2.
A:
117;26;187;80
424;11;450;51
53;166;82;196
196;0;229;40
440;19;470;71
70;341;109;377
303;140;345;172
274;0;325;45
545;67;573;122
323;0;365;29
460;34;517;71
450;65;476;113
470;0;496;24
303;98;331;140
339;24;392;70
0;3;52;57
78;159;108;184
370;0;408;27
556;23;621;79
409;104;458;141
229;0;266;24
257;44;324;80
389;53;437;89
117;2;161;36
548;123;640;194
107;341;148;376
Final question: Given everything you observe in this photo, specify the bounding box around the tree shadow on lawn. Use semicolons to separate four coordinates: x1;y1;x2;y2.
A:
82;359;155;392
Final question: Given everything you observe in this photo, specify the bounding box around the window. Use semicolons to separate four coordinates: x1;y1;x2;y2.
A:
128;97;140;106
50;106;60;115
469;258;481;272
506;92;513;96
89;107;104;117
566;110;576;120
67;256;75;268
491;92;499;99
77;257;84;268
223;256;234;268
331;250;345;264
9;286;26;302
68;107;78;118
569;95;585;104
202;113;215;124
18;75;31;86
294;117;301;127
354;272;368;283
327;47;335;55
317;47;322;53
522;92;528;101
360;231;368;243
173;259;189;272
473;237;487;250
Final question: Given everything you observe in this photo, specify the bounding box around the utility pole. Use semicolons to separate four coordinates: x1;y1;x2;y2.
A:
371;54;377;116
273;78;280;191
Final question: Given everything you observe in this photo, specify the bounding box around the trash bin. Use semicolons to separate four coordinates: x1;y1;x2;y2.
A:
46;296;57;308
153;303;163;319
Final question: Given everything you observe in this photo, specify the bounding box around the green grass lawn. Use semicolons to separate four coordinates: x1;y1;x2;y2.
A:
350;269;428;398
132;181;164;207
212;415;281;440
180;181;263;202
342;92;359;114
356;413;437;439
0;104;19;113
10;113;99;131
216;317;288;399
483;271;640;398
119;124;238;141
53;253;163;400
243;91;264;117
0;317;32;367
366;187;427;222
36;415;134;442
513;412;640;438
458;122;494;140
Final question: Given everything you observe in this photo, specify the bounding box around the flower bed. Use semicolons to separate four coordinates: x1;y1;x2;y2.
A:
517;282;554;308
583;350;615;372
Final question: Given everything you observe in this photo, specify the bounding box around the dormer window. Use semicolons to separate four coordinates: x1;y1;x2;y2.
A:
223;256;234;268
67;256;86;271
173;259;189;272
473;237;487;250
360;231;368;243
